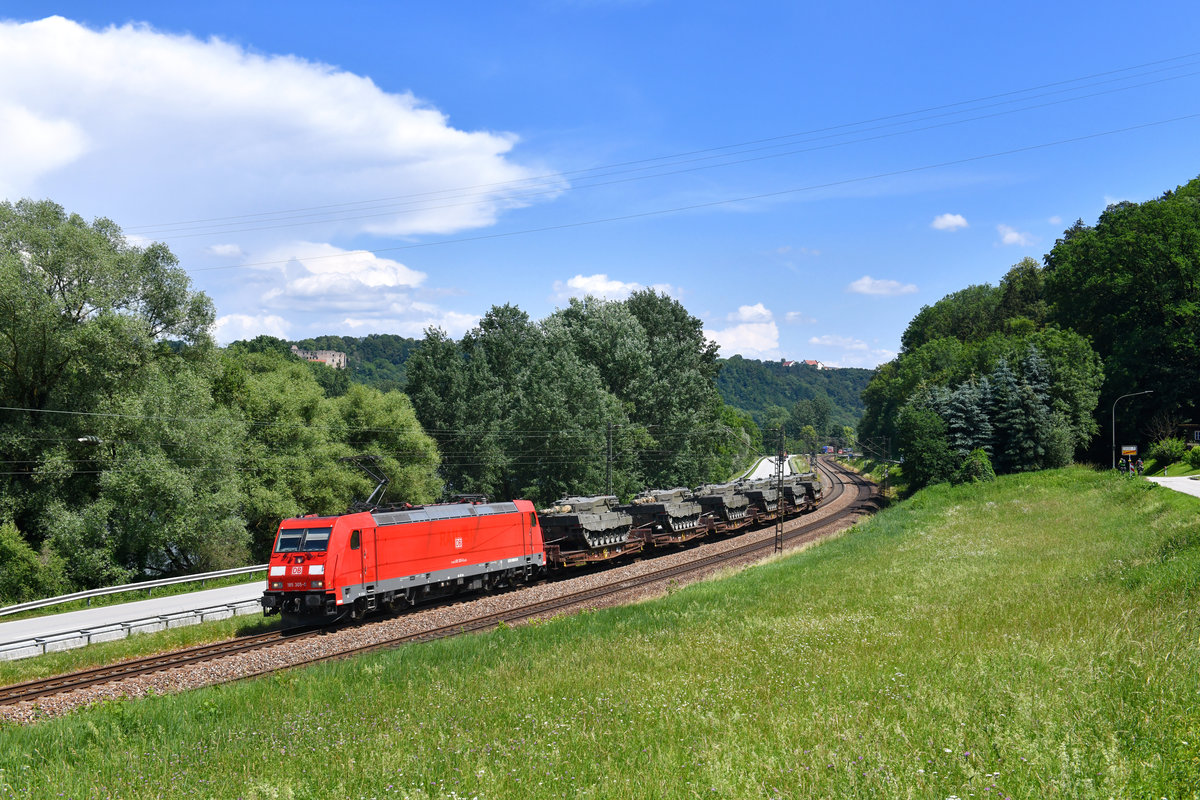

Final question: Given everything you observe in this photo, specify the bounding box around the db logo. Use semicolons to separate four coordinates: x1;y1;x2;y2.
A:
290;566;304;575
455;537;463;549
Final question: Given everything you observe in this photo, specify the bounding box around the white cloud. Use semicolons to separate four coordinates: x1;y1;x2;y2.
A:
785;311;816;324
0;102;88;198
996;224;1034;246
847;275;918;296
931;213;968;231
206;243;244;258
706;322;780;359
730;303;772;323
828;348;898;368
1048;215;1062;225
0;16;556;236
212;313;291;344
341;310;479;338
806;335;895;368
261;242;426;300
551;273;677;302
706;305;779;358
809;334;868;351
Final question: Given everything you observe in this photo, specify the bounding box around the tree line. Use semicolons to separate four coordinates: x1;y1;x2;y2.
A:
861;174;1200;487
404;296;760;507
0;200;441;602
714;356;872;449
0;199;762;603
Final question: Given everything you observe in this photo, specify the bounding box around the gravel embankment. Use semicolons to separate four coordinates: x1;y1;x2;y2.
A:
1;474;870;725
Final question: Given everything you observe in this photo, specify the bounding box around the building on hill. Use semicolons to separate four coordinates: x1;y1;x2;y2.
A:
291;345;347;369
782;358;828;369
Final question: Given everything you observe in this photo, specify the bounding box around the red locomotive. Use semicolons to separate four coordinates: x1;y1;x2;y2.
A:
262;499;544;624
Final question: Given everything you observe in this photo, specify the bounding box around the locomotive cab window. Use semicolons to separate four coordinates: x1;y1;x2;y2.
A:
350;530;360;550
274;527;333;553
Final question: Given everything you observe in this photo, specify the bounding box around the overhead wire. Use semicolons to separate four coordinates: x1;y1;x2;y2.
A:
136;65;1200;241
183;110;1200;273
124;50;1200;238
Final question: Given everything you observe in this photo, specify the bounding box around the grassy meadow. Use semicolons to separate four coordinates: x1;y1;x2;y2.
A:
1;466;1198;798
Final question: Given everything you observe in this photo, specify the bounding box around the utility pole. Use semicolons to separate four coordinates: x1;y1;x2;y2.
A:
775;427;785;554
606;421;613;495
1111;390;1152;470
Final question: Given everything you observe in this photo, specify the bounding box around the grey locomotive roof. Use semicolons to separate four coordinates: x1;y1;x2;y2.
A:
372;501;520;527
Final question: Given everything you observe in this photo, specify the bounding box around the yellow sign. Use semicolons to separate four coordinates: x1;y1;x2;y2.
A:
1121;445;1138;456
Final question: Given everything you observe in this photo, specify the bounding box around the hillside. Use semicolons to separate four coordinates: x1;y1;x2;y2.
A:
716;355;874;432
7;467;1194;797
287;338;876;444
290;333;421;392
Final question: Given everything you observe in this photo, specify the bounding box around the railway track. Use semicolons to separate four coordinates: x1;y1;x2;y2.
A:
1;457;875;708
273;459;876;672
0;627;322;705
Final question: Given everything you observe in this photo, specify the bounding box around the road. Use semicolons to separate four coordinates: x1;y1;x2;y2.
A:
742;455;799;481
1146;475;1200;499
0;582;264;656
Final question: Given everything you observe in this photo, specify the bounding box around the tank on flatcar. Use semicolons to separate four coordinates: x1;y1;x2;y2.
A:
539;495;637;566
791;472;823;509
738;479;780;518
777;475;808;512
691;482;752;531
620;487;705;544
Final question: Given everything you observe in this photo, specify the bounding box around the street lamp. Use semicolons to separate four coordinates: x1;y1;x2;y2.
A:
1112;390;1153;470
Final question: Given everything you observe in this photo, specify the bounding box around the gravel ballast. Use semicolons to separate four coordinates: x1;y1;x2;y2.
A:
1;470;870;725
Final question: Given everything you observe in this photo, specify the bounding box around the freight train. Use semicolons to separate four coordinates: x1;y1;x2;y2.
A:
261;467;822;625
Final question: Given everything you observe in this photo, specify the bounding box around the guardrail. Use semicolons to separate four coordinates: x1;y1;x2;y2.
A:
0;598;264;661
0;564;268;618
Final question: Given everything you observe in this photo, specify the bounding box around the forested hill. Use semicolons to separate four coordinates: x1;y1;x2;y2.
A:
715;356;874;432
290;334;420;392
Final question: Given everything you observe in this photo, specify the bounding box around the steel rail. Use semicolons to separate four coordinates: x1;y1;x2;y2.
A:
257;458;873;672
0;627;321;705
1;458;872;707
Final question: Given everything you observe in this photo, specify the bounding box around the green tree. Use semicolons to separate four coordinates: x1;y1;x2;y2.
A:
0;199;213;416
900;284;1001;352
1044;178;1200;440
895;404;956;488
0;521;65;603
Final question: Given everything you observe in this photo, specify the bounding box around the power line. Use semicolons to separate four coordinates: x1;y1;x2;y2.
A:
184;111;1200;273
124;50;1200;236
0;403;738;440
135;65;1200;242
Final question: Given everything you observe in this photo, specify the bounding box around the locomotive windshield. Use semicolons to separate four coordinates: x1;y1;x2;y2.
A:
274;526;333;553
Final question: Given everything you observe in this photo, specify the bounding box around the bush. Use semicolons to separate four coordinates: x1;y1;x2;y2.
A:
0;521;65;604
1187;446;1200;470
895;404;956;489
954;448;997;484
1149;437;1187;465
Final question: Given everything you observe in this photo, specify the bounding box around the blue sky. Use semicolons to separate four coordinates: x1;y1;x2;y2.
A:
2;2;1198;367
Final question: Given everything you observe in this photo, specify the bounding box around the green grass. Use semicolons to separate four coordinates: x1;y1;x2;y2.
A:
2;466;1199;798
1146;458;1200;477
0;571;266;623
842;455;906;498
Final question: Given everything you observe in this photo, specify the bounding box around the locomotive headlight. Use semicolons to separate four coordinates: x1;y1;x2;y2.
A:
311;580;324;588
270;581;283;589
